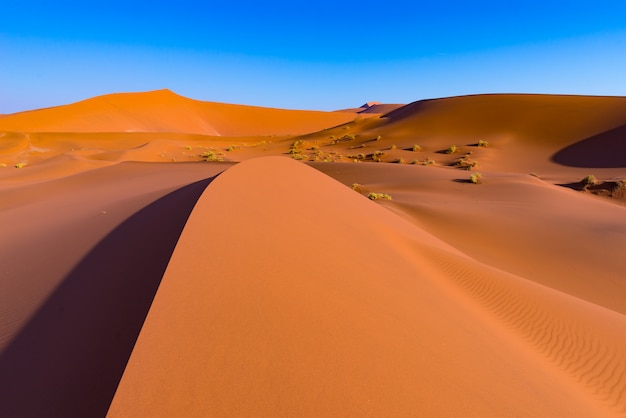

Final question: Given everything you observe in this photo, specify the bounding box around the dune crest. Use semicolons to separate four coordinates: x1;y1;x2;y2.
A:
108;156;616;417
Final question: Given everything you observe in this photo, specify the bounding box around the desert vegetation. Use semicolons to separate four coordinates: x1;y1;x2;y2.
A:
469;172;482;184
454;155;477;170
581;174;597;186
445;145;458;154
368;192;392;200
202;151;223;162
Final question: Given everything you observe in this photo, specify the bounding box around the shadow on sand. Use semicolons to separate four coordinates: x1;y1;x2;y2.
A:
552;123;626;168
0;175;217;417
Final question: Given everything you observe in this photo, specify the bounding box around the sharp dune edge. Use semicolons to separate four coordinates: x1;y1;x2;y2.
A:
1;91;625;417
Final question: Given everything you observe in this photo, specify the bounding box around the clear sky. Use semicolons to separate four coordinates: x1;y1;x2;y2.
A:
1;0;626;113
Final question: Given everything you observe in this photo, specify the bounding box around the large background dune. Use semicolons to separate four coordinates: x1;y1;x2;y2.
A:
0;91;625;417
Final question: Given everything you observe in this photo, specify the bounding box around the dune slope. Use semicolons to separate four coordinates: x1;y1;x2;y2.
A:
379;94;626;148
0;162;231;417
0;90;356;136
108;156;624;417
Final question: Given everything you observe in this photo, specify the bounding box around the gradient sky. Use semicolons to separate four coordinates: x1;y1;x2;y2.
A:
2;0;626;113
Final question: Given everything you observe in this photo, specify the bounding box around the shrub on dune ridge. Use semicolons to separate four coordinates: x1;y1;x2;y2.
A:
351;183;367;194
368;192;392;201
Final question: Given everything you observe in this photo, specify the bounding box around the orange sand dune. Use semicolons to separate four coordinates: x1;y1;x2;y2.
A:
294;93;626;181
313;161;626;314
379;94;626;147
359;103;405;114
1;92;626;417
335;103;405;114
108;157;624;417
373;94;626;172
0;89;356;136
0;162;231;416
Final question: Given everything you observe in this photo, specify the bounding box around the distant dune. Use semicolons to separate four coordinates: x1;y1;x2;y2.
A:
0;92;625;417
0;89;356;136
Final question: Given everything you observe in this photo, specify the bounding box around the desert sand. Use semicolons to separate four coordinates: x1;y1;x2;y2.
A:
0;91;625;417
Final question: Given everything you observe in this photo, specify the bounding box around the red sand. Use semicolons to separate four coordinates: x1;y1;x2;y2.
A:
0;91;625;417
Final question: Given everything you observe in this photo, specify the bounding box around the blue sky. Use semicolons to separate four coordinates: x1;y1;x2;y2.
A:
1;1;626;113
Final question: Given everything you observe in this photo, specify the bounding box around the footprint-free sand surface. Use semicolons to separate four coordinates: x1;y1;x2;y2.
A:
1;91;625;417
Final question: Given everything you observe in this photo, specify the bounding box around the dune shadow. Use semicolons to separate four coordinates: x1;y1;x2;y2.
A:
552;123;626;168
557;180;626;200
0;175;218;417
381;99;428;121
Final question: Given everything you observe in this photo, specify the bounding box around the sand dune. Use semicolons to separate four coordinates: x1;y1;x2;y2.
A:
380;94;626;146
0;161;232;416
1;92;625;416
0;89;356;136
108;157;623;417
313;162;626;314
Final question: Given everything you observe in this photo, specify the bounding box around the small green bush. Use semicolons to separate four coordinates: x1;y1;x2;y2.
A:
368;192;392;200
372;150;386;162
477;140;489;148
202;151;223;162
347;153;366;160
412;144;422;152
469;172;482;184
351;183;366;194
454;155;477;170
582;174;597;186
445;145;458;154
14;162;27;169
